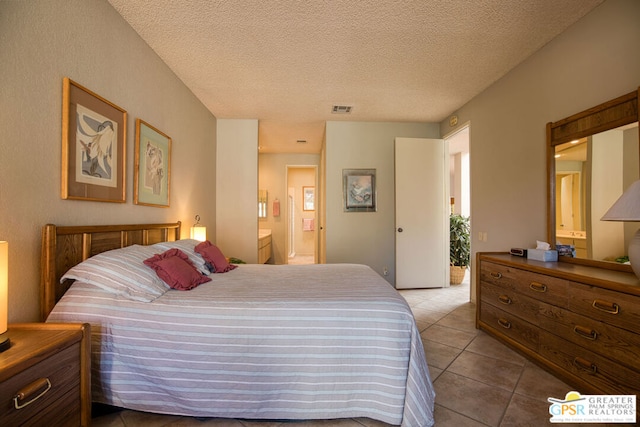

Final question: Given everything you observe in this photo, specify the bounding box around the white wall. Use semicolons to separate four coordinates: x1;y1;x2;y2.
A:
0;0;217;322
441;0;640;300
325;121;440;283
216;119;259;263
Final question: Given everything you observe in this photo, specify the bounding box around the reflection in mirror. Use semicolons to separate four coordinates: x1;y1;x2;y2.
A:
554;124;639;262
258;189;268;218
547;88;639;271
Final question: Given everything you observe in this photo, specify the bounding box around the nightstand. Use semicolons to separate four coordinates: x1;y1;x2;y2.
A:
0;323;91;426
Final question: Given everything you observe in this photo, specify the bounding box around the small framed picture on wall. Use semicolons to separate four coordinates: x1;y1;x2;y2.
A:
303;186;315;211
61;78;127;202
343;169;376;212
133;119;171;207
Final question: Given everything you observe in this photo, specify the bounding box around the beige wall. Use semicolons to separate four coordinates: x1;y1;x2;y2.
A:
0;0;216;322
441;0;640;300
216;119;259;263
325;122;441;283
258;154;321;264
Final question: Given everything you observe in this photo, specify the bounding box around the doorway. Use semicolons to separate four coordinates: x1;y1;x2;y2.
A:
286;166;317;265
445;125;471;286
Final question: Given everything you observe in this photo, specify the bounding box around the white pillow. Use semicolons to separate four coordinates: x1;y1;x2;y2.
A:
61;245;169;302
151;239;210;274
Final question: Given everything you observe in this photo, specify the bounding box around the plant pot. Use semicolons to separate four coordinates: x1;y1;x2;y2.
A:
450;265;466;285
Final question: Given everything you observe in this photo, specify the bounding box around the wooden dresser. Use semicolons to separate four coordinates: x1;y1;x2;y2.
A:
477;253;640;395
0;323;91;426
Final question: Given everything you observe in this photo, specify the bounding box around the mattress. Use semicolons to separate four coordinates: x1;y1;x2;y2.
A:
48;263;435;426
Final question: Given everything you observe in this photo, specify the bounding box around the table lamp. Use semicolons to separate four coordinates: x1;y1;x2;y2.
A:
0;241;9;352
190;215;207;242
601;180;640;279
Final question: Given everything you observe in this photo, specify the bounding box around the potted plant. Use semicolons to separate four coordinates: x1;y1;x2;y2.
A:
450;213;470;285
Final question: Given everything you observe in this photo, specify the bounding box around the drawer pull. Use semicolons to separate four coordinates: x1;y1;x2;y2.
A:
14;378;51;410
498;295;512;305
498;318;512;329
573;325;598;340
573;357;597;374
592;299;620;315
529;282;547;293
490;272;502;279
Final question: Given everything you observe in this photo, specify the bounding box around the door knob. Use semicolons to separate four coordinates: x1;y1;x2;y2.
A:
397;227;403;232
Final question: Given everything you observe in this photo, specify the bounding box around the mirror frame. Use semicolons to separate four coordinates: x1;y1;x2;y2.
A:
547;87;639;271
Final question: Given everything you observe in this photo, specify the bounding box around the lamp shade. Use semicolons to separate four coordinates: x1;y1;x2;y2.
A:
601;180;640;280
601;180;640;221
190;225;207;242
190;215;207;241
0;241;8;348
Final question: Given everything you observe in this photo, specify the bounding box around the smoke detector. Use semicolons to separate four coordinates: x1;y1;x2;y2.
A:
331;105;353;114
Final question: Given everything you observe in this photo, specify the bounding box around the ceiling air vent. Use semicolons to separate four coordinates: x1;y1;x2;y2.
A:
296;139;307;144
331;105;353;114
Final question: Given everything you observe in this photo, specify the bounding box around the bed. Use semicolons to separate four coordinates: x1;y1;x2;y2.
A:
41;222;435;426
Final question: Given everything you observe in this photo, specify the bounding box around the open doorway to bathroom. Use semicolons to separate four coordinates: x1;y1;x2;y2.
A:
286;166;317;265
445;125;471;286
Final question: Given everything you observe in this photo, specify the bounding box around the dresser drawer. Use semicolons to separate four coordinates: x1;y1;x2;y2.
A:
479;302;539;352
569;283;640;333
0;343;81;426
540;331;640;395
537;303;640;372
480;261;569;306
479;281;540;325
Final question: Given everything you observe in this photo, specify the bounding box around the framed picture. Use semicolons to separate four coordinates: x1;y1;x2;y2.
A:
343;169;376;212
61;78;126;202
134;119;171;207
303;186;315;211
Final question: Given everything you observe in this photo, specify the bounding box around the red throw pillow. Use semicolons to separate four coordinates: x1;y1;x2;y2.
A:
195;241;238;273
144;248;211;290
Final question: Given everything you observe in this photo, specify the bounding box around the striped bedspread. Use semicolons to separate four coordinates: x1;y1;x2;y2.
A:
48;263;435;426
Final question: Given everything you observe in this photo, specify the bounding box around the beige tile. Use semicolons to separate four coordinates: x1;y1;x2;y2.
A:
499;393;553;427
435;311;478;333
447;350;523;392
434;371;512;426
91;411;126;427
427;365;444;381
119;410;184;426
415;298;468;314
410;306;449;325
464;332;526;366
420;324;476;349
422;339;463;370
433;404;487;427
514;362;574;403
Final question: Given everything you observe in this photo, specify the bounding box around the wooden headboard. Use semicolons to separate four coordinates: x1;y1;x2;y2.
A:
40;222;181;321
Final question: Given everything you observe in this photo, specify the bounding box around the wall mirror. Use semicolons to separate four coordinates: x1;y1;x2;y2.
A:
258;189;268;218
547;88;639;271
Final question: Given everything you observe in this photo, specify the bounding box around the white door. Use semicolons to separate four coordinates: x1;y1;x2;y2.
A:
395;137;449;289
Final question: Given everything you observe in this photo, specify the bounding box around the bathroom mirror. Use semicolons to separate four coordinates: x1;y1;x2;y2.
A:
547;88;639;271
258;189;268;218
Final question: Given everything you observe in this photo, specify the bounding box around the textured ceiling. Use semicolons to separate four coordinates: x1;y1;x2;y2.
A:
107;0;604;153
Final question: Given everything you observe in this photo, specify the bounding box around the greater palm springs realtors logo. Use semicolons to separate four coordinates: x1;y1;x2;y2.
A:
548;391;636;423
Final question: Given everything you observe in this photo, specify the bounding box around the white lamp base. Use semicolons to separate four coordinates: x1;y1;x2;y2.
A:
628;229;640;280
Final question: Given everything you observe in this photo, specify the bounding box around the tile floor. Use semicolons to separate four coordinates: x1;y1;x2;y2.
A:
91;272;579;427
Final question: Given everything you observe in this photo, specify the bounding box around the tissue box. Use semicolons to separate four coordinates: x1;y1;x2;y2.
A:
527;249;558;262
